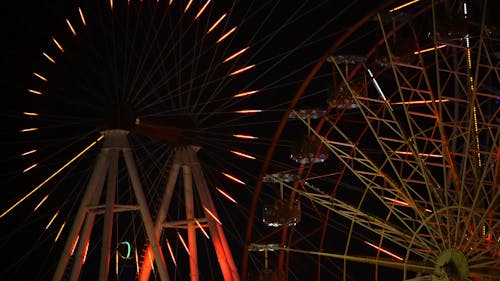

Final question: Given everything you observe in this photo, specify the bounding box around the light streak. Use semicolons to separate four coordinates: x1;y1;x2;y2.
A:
222;172;245;185
184;0;193;13
78;7;86;26
413;44;447;54
229;64;255;76
224;46;250;63
33;195;48;212
234;90;259;98
54;221;66;242
177;232;190;255
115;249;119;276
204;207;222;225
52;37;64;52
28;89;43;95
135;248;139;273
43;52;56;64
23;112;39;116
195;219;210;239
233;134;258;140
234;109;262;114
23;162;37;173
389;0;421;12
166;239;177;266
66;19;76;36
45;210;59;229
21;149;37;156
20;128;38;132
207;14;226;34
364;241;403;261
169;0;173;5
383;196;410;206
83;240;90;263
148;250;154;272
216;187;237;204
391;99;449;105
195;0;211;20
0;135;103;218
33;72;48;81
216;26;237;43
110;0;113;10
230;150;255;160
70;235;80;256
367;68;387;102
393;151;443;158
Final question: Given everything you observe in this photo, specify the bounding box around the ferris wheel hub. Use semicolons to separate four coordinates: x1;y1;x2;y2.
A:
432;248;468;281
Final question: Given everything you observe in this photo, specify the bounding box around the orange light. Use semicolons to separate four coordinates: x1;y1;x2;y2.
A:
234;90;259;98
184;0;193;13
230;150;255;160
233;134;258;140
389;0;421;12
70;235;80;256
195;0;211;20
166;239;177;266
222;172;245;185
177;232;191;255
109;0;113;10
234;109;261;114
393;151;443;158
392;99;449;105
78;7;86;26
33;72;48;81
23;112;39;116
413;44;446;55
83;240;90;263
45;210;59;229
33;195;48;212
204;207;222;225
66;19;76;36
54;221;66;242
217;27;237;43
43;52;56;64
195;219;210;239
383;196;410;206
52;37;64;52
20;128;38;132
364;241;403;261
28;89;43;95
224;46;250;63
229;64;255;76
216;187;237;204
23;163;38;173
21;149;37;156
207;14;226;34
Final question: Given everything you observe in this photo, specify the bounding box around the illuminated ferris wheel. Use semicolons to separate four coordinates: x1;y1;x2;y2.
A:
244;0;500;280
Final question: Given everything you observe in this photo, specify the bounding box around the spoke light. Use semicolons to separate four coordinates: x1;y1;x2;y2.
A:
364;241;403;261
222;172;245;185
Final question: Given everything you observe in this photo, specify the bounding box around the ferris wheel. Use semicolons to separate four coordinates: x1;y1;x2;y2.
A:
243;0;500;280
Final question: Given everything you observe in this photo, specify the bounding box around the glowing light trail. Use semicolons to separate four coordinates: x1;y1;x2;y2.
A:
184;0;193;13
233;134;258;140
229;64;255;76
222;172;245;185
52;37;64;52
66;19;76;36
23;163;38;173
0;135;103;218
195;0;211;20
54;221;66;242
45;210;59;229
230;150;255;160
207;14;226;34
23;112;39;116
70;235;80;256
224;46;250;63
33;72;47;81
78;7;86;26
364;241;403;261
43;52;56;64
195;219;210;239
217;27;237;43
234;109;262;114
33;195;48;212
204;207;222;225
166;239;177;266
20;128;38;132
28;89;43;95
21;149;37;156
216;187;237;204
413;44;446;54
234;90;259;98
389;0;421;12
177;232;191;255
